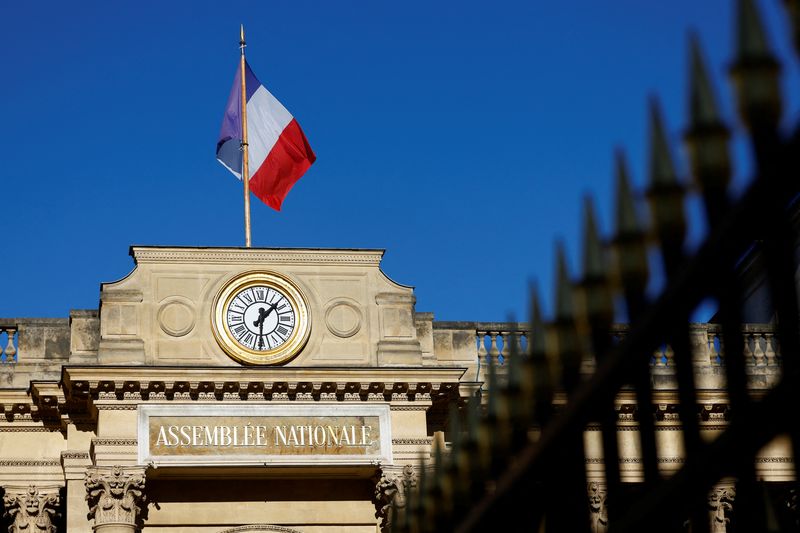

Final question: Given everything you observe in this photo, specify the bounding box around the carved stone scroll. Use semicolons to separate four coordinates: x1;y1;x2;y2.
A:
2;485;61;533
373;465;416;533
85;466;146;531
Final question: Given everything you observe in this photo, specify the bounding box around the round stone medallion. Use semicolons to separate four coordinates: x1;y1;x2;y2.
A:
158;299;196;337
324;299;362;338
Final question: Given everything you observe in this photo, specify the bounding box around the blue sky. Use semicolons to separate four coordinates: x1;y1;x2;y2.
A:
1;1;798;322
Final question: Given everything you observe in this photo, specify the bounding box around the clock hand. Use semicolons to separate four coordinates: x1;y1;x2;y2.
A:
258;320;264;349
253;307;269;327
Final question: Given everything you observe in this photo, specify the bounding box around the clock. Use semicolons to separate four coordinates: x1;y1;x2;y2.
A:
212;271;311;365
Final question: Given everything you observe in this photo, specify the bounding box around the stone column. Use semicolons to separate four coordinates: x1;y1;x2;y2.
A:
587;482;608;533
2;485;62;532
84;466;146;533
373;464;416;533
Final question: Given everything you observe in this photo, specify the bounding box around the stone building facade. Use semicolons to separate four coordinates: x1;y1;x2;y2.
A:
0;246;792;532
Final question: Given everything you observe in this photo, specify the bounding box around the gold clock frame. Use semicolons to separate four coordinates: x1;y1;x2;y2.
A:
212;271;311;366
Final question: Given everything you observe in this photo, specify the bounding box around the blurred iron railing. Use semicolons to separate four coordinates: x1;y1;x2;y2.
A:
395;1;800;531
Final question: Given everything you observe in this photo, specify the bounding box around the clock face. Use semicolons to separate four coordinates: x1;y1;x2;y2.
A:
212;271;311;365
225;285;296;352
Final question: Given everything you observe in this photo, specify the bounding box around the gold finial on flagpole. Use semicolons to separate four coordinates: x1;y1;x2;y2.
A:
239;24;252;247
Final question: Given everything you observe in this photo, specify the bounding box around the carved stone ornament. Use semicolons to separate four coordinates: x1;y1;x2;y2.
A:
587;482;608;533
373;465;416;533
2;486;61;533
85;466;146;529
708;486;735;533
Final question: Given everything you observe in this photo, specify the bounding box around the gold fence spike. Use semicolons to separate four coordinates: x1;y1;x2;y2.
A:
646;97;687;251
614;150;644;240
648;97;680;189
582;196;607;280
737;0;770;59
730;0;782;128
611;150;649;293
689;33;724;131
529;284;553;426
580;197;614;327
554;242;582;392
686;33;733;209
555;241;574;322
784;0;800;55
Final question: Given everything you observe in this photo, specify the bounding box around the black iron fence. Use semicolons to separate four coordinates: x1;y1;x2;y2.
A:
394;1;800;531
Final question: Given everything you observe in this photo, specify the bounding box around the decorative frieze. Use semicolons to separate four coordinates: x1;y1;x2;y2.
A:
2;485;61;533
85;466;146;530
0;460;61;467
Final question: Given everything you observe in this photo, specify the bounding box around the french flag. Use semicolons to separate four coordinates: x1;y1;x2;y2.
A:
216;61;315;211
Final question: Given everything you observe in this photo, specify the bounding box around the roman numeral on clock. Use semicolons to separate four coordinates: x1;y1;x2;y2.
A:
242;332;255;347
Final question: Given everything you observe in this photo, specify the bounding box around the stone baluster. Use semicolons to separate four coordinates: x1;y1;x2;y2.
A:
742;331;754;363
500;331;510;362
488;331;501;366
2;326;17;362
752;332;766;365
707;329;721;365
2;485;61;533
476;331;487;357
515;332;525;356
690;324;711;368
763;331;777;365
653;345;666;367
85;466;146;532
663;344;675;366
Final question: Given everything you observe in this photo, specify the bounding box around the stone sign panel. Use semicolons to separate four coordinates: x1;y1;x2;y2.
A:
138;404;392;466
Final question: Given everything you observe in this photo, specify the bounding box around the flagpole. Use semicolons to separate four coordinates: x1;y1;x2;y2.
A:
240;24;252;247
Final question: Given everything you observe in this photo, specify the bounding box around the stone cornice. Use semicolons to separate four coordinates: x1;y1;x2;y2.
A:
0;390;63;426
61;366;465;396
48;366;465;421
129;246;386;266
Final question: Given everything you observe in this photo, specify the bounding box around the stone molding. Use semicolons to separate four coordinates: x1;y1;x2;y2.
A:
130;246;385;266
85;466;146;529
0;460;61;467
93;439;138;447
0;368;464;428
0;427;61;432
2;485;61;533
61;452;90;460
218;526;303;533
49;367;461;425
392;438;433;445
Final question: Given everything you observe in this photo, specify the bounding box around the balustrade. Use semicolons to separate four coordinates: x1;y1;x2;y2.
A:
476;324;528;370
473;322;780;372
